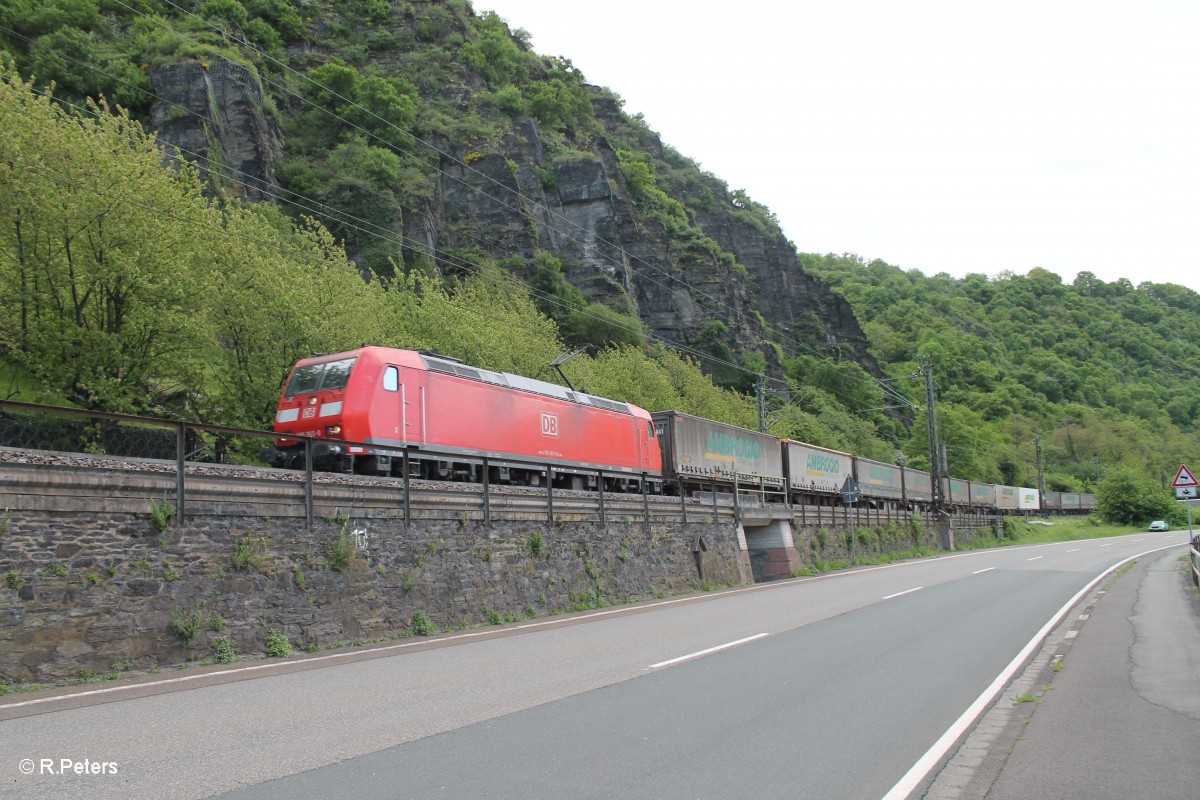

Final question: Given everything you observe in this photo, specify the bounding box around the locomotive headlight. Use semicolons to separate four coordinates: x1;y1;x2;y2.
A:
326;425;342;435
307;396;318;405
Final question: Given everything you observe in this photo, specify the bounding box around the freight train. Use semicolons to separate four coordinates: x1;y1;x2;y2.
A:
265;346;1093;514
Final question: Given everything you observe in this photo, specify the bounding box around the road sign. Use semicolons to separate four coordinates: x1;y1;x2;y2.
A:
1176;486;1198;500
840;475;860;504
1172;464;1198;488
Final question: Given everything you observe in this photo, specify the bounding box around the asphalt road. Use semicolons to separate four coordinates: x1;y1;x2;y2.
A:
981;547;1200;800
0;529;1185;800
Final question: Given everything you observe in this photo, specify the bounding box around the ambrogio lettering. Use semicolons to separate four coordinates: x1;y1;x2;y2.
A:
705;431;762;461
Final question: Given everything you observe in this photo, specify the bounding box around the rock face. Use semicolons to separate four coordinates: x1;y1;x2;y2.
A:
149;57;282;202
143;52;876;384
422;99;875;380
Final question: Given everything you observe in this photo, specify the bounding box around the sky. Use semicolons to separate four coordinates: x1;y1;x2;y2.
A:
481;0;1200;292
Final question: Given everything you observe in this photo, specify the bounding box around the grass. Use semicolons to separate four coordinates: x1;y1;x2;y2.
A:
960;517;1151;550
0;358;69;404
232;536;272;573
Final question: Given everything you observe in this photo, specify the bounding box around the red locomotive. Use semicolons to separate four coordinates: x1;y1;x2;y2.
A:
265;347;662;492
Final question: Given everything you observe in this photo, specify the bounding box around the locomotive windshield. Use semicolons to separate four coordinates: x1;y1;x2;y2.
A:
285;357;357;397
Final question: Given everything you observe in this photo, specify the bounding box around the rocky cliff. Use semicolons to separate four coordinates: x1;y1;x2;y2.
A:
139;2;878;391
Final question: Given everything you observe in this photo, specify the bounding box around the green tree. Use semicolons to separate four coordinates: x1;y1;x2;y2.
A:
1095;467;1178;525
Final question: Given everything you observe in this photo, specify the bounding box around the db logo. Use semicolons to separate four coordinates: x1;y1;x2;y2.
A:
540;413;559;437
301;407;316;419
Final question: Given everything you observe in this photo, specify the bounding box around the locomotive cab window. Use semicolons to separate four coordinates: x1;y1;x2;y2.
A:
383;366;399;392
285;357;358;397
648;421;655;438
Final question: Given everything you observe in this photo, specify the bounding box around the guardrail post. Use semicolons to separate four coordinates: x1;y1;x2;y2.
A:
679;479;686;524
641;472;649;531
482;457;491;528
597;470;605;526
546;466;554;528
402;451;410;529
175;422;186;525
304;437;314;529
733;473;740;525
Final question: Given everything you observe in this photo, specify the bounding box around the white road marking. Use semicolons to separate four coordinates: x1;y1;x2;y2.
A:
1067;548;1081;553
883;587;924;600
1100;543;1113;547
972;568;995;575
1027;556;1043;561
647;633;769;670
879;542;1181;800
1064;630;1078;639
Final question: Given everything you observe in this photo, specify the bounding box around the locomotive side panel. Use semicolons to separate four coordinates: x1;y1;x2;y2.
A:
418;370;657;473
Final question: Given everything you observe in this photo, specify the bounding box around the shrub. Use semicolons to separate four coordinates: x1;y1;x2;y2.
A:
169;608;205;646
411;611;436;636
211;639;238;664
325;524;359;571
232;536;270;572
264;629;293;658
149;496;174;531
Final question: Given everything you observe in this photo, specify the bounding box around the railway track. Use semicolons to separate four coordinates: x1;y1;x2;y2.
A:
0;446;736;526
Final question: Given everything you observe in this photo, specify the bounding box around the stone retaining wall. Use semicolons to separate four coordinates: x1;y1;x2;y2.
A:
0;510;748;684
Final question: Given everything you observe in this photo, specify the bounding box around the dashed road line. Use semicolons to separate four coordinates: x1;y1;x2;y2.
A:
646;633;769;670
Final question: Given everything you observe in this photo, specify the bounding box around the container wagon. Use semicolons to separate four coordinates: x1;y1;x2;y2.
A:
783;440;853;505
652;411;785;498
853;457;904;504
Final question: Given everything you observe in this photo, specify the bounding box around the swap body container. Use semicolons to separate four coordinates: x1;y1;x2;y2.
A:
651;411;785;488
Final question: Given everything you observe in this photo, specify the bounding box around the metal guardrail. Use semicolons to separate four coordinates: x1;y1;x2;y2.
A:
0;400;733;528
0;400;996;532
1191;537;1200;587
